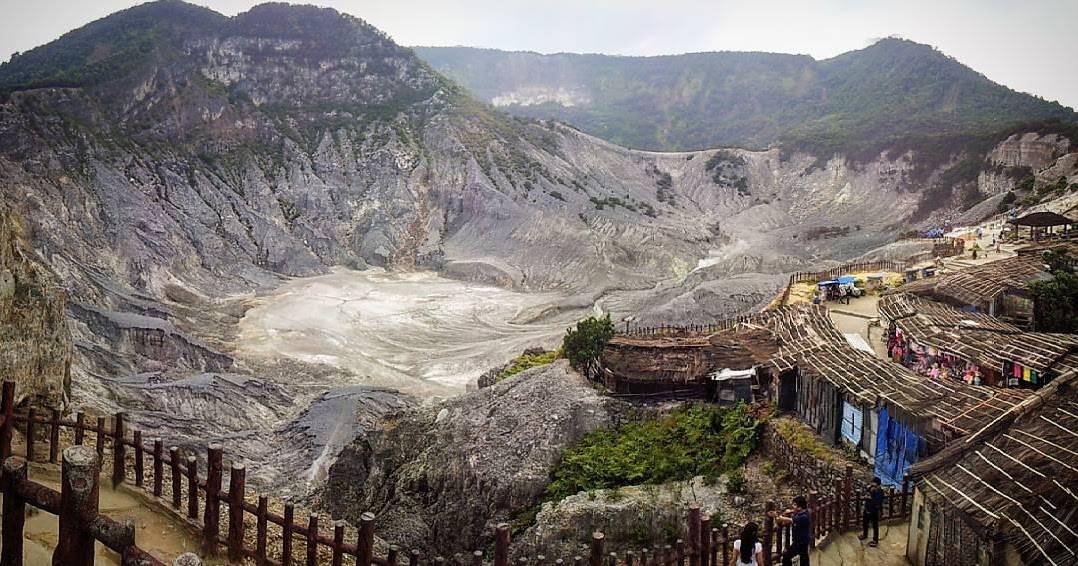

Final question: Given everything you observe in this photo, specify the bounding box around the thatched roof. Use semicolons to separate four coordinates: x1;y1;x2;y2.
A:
770;343;1031;447
879;293;1078;375
1009;211;1076;227
896;254;1051;306
910;372;1078;565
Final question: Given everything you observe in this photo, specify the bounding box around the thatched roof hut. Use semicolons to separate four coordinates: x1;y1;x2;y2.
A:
879;293;1078;388
907;372;1078;565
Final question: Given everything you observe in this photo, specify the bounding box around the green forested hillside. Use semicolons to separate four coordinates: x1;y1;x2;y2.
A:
416;39;1077;153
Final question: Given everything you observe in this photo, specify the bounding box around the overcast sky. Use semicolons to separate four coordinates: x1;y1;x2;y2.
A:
1;0;1076;109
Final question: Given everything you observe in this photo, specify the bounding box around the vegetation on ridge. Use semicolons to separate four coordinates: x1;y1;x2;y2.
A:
543;404;760;501
417;39;1077;155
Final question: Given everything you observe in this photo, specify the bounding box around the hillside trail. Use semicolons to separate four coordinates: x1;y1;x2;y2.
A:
2;461;217;565
809;521;911;566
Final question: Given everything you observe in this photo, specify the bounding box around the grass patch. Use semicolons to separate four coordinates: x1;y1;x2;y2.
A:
496;350;560;383
774;418;840;463
543;403;759;502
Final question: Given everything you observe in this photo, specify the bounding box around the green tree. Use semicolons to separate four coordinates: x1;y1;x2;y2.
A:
1030;252;1078;333
562;314;615;377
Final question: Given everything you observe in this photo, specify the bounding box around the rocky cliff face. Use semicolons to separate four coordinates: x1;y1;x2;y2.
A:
322;361;628;554
0;203;72;405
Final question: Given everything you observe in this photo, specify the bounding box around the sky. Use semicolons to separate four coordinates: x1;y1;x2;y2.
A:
1;0;1076;109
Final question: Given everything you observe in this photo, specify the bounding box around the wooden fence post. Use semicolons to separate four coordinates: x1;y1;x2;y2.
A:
495;523;510;566
306;513;319;566
169;447;181;509
256;496;269;563
74;411;85;445
808;491;819;540
843;464;853;529
204;443;223;554
720;524;728;566
358;512;375;566
763;501;775;566
49;409;60;464
332;521;346;566
228;462;246;563
95;416;106;460
0;381;14;461
153;439;164;497
187;455;199;520
699;515;711;566
55;446;99;566
133;430;144;487
111;412;125;486
589;532;605;566
25;407;35;462
1;456;27;566
282;503;295;566
687;505;700;566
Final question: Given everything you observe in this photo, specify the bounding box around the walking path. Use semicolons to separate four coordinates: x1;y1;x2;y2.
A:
2;461;207;565
811;521;910;566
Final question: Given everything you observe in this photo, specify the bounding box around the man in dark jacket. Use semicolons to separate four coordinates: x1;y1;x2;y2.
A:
769;495;811;566
859;477;885;546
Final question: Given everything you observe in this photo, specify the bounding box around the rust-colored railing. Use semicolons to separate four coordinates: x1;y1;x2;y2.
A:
0;379;911;566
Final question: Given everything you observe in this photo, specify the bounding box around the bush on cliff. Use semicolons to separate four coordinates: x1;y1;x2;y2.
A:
496;350;561;383
562;314;615;377
543;403;759;502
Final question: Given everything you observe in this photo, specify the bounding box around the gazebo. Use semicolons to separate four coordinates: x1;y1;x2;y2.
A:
1008;211;1074;240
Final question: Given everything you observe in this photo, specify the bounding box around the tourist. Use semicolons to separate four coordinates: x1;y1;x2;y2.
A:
859;477;885;547
929;363;941;380
769;495;812;566
730;521;764;566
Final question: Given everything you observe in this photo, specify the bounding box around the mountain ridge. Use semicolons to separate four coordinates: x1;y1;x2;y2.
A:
416;38;1077;153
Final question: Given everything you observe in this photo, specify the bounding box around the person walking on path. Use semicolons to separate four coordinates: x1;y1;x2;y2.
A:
859;477;885;547
769;495;812;566
730;521;764;566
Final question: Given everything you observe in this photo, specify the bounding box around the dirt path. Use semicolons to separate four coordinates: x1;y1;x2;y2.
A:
810;520;911;566
5;462;212;565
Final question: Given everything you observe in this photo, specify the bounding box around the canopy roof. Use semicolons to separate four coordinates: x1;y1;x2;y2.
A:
1009;211;1075;227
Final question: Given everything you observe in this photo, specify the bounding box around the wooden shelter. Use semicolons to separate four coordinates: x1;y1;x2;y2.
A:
905;371;1078;566
601;327;778;396
896;252;1052;321
879;293;1078;388
1008;211;1075;241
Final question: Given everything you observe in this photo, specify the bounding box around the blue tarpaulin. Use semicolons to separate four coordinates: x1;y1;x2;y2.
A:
837;276;856;284
874;406;920;488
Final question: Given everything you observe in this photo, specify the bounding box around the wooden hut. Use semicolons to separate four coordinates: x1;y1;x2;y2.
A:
1008;211;1075;241
896;249;1058;323
770;340;1031;486
905;372;1078;566
879;293;1078;389
600;327;777;396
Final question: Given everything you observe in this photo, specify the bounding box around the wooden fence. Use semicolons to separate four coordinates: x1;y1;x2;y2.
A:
0;379;912;566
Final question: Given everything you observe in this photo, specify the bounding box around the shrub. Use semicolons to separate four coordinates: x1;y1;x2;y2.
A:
562;314;615;376
495;350;560;383
543;404;760;502
725;470;747;494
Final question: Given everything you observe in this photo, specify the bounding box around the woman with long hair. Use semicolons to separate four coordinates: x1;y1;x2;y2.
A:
731;521;764;566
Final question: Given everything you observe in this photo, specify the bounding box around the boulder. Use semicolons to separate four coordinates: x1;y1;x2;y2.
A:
322;360;627;554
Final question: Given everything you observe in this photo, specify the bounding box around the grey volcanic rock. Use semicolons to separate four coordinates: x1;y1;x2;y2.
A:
0;202;72;405
322;360;628;554
516;477;729;560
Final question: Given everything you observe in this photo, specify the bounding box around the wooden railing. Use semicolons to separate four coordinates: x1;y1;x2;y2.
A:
0;379;912;566
620;315;756;337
